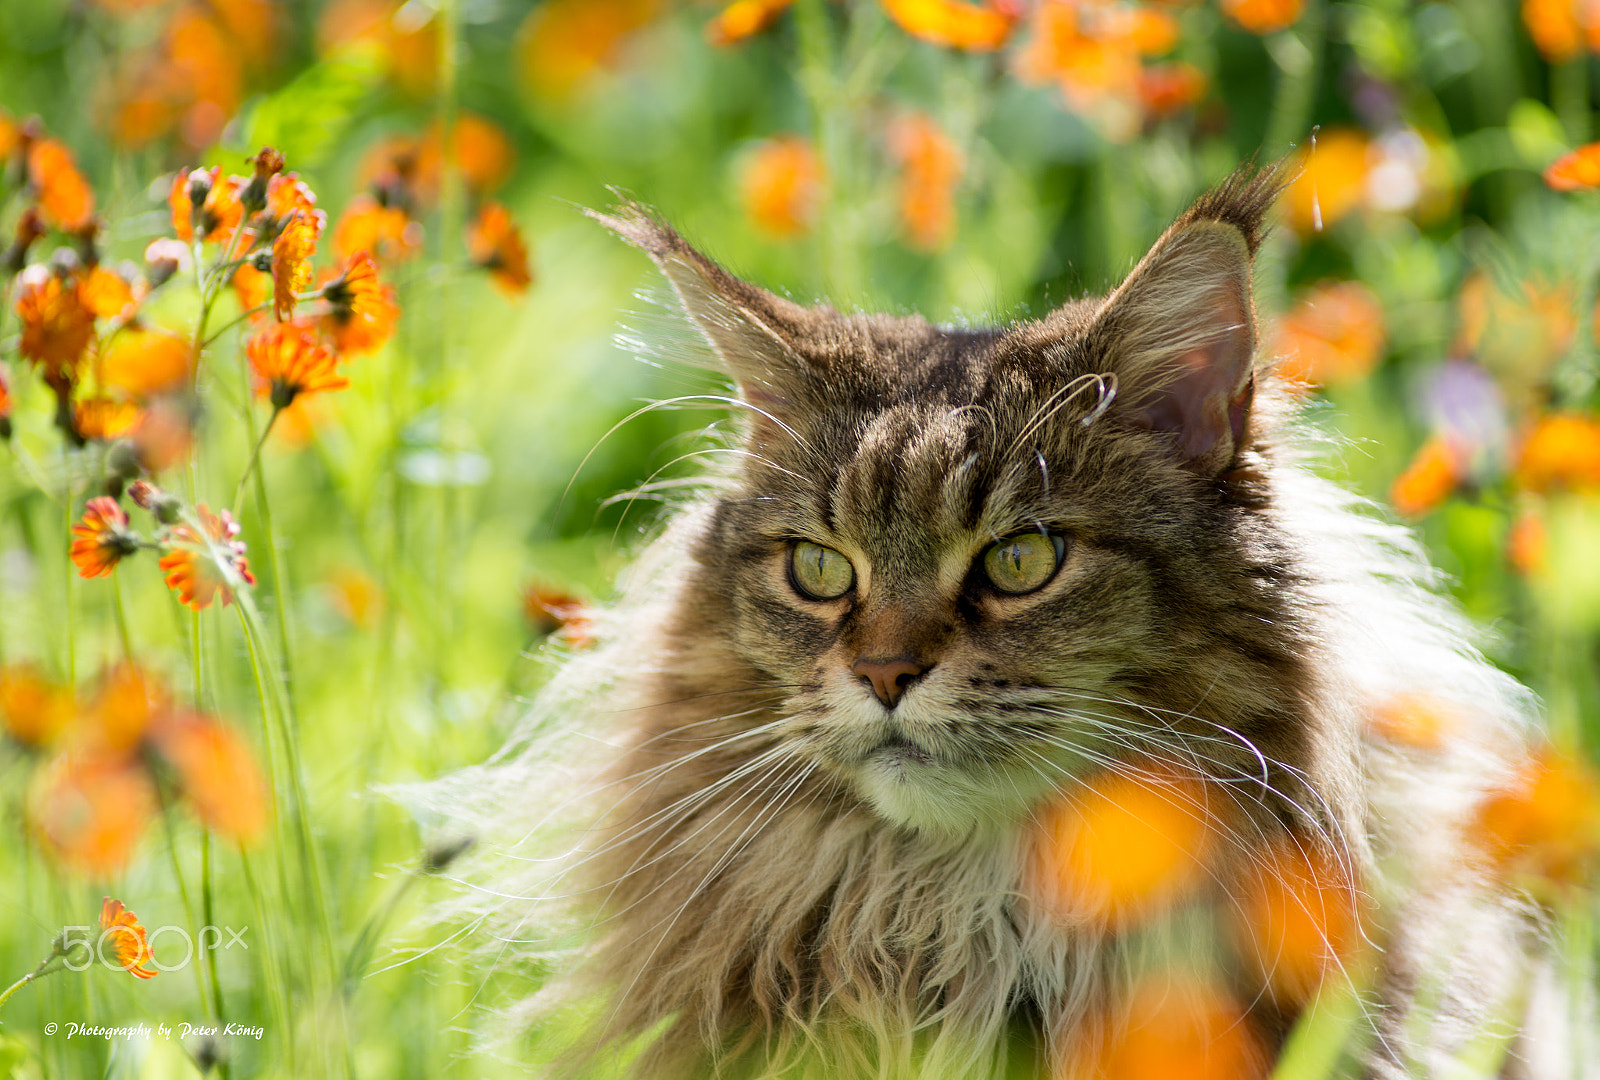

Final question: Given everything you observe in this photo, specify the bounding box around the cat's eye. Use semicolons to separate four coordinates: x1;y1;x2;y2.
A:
982;532;1066;595
790;541;855;601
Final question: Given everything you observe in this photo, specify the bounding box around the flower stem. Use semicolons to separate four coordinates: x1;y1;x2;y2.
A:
234;407;281;511
111;567;134;660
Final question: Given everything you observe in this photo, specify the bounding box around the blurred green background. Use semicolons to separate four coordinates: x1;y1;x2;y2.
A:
2;0;1599;1076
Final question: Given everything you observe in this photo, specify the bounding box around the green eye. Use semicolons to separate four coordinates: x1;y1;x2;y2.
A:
982;532;1066;595
790;541;855;600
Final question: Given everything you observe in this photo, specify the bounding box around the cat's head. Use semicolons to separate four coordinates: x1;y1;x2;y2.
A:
597;166;1316;837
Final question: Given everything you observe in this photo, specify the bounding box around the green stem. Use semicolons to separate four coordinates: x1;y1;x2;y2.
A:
0;972;36;1013
159;804;214;1019
201;833;228;1028
111;567;134;660
234;407;281;511
203;301;271;349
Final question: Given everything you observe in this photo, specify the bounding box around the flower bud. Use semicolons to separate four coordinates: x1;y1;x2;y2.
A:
241;147;285;216
129;479;183;524
250;251;272;273
144;238;191;289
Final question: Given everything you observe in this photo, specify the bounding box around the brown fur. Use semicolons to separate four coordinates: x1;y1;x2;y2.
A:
443;165;1582;1079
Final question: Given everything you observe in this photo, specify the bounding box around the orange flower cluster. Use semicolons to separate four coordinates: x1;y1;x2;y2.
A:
890;113;965;252
1389;435;1466;518
1522;0;1600;63
100;898;158;979
1219;0;1305;35
2;121;203;456
67;486;258;611
348;119;532;298
1283;127;1455;234
707;0;796;46
1475;746;1600;895
1271;281;1387;392
1029;760;1217;928
1513;414;1600;495
6;664;268;875
739;136;827;239
96;0;281;151
523;584;598;648
1077;975;1270;1080
158;503;258;610
1014;0;1189;139
1544;142;1600;191
316;0;442;98
1028;761;1365;1076
881;0;1019;52
516;0;661;101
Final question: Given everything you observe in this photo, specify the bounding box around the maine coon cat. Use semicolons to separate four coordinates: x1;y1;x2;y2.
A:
433;164;1585;1078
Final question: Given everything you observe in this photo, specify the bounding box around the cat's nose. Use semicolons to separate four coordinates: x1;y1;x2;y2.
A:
851;658;929;708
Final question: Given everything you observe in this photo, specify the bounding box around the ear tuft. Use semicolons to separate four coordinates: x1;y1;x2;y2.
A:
1169;159;1290;257
587;196;823;404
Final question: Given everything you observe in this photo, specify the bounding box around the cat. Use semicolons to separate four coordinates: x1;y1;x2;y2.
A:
431;163;1585;1079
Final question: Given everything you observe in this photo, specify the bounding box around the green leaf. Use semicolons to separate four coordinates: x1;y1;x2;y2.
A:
231;44;386;172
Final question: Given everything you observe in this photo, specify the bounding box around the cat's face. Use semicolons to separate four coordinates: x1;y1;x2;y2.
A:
600;170;1312;836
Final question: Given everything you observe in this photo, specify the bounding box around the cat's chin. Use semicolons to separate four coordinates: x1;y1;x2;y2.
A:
851;744;1055;837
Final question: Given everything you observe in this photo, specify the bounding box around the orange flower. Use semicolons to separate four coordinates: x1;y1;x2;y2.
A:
86;663;170;754
169;167;245;245
232;263;272;318
0;665;75;748
27;138;96;231
890;113;964;253
1476;746;1600;890
739;136;826;239
1077;975;1270;1080
1271;281;1386;390
880;0;1017;52
1522;0;1585;63
159;505;256;611
1029;761;1216;929
1367;692;1458;751
1389;435;1463;517
1513;413;1600;494
320;253;401;355
1015;2;1167;137
132;397;198;473
70;497;138;579
467;202;533;295
1283;128;1370;233
152;713;268;841
523;584;596;646
0;364;12;439
413;114;517;199
516;0;661;101
324;565;383;628
15;270;97;386
247;322;347;408
273;213;319;321
99;898;159;979
1220;0;1305;34
30;753;156;875
1456;273;1577;390
1544;141;1600;192
265;173;323;235
707;0;795;45
79;265;140;322
1507;507;1548;577
1233;835;1363;1005
1138;62;1208;120
102;323;192;396
74;397;144;441
333;194;422;263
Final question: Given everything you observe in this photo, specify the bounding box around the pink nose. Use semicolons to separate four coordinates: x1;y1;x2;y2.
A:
851;658;929;708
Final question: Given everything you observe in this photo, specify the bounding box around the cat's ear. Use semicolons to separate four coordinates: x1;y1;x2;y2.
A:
1087;164;1286;475
588;200;819;410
